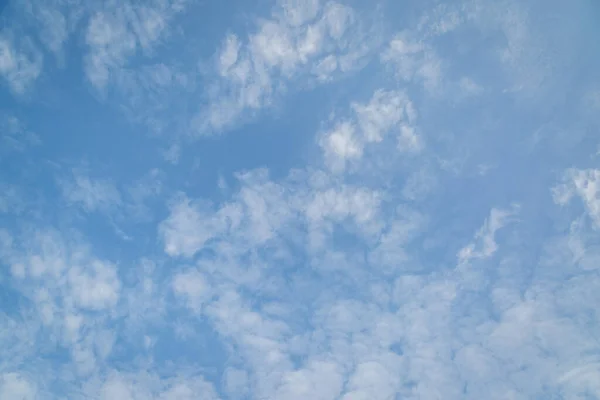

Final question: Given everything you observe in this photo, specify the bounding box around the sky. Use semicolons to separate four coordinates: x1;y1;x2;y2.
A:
1;0;600;398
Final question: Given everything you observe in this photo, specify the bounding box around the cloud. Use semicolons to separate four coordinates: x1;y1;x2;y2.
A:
91;372;220;400
56;168;166;234
353;90;417;144
2;0;600;398
172;269;212;312
59;171;122;213
156;165;397;398
381;32;442;92
7;0;86;66
194;0;377;134
320;89;422;173
305;184;382;250
0;34;43;95
320;122;362;170
1;115;42;153
1;228;123;377
0;373;37;400
274;360;344;400
559;363;600;397
368;206;426;275
84;0;188;91
160;194;230;258
457;205;519;264
67;260;121;311
553;168;600;228
160;169;302;264
0;184;24;215
24;2;72;59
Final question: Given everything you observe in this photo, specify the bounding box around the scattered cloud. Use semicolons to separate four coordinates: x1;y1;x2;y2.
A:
0;115;42;153
0;35;43;95
554;168;600;228
59;170;122;213
1;228;123;377
89;371;220;400
0;373;37;400
84;0;188;91
458;205;520;264
381;32;442;92
320;89;421;172
1;0;599;398
194;0;378;134
172;269;212;312
160;194;229;258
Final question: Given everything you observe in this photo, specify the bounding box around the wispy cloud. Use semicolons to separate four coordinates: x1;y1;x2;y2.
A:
59;170;122;213
84;0;188;91
87;371;220;400
2;228;122;376
1;115;42;153
194;0;378;135
381;32;442;92
320;89;422;173
0;373;37;400
2;0;599;398
0;35;43;95
554;168;600;228
458;205;520;264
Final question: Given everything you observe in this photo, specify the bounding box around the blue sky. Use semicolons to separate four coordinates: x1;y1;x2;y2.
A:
1;0;600;398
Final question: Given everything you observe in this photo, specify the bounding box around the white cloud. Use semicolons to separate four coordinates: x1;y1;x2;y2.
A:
0;228;123;379
85;10;137;90
67;260;121;311
342;361;401;400
566;217;600;271
417;4;464;38
94;372;220;400
1;115;42;153
28;3;70;59
158;379;221;400
0;373;37;400
559;363;600;398
398;125;422;152
160;195;230;258
280;0;321;27
125;168;164;221
113;61;195;134
9;0;85;65
319;122;362;172
223;367;249;398
0;35;43;95
60;171;122;213
368;206;426;274
172;270;212;312
458;205;519;264
381;32;442;92
320;89;422;172
401;164;437;201
2;1;599;399
353;90;415;143
195;0;376;134
458;76;484;96
57;168;164;241
84;0;188;90
218;34;241;76
554;168;600;228
160;170;299;264
274;360;344;400
0;184;24;215
305;185;382;252
311;54;338;81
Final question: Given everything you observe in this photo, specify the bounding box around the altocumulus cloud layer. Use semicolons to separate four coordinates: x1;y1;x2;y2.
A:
1;0;600;398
